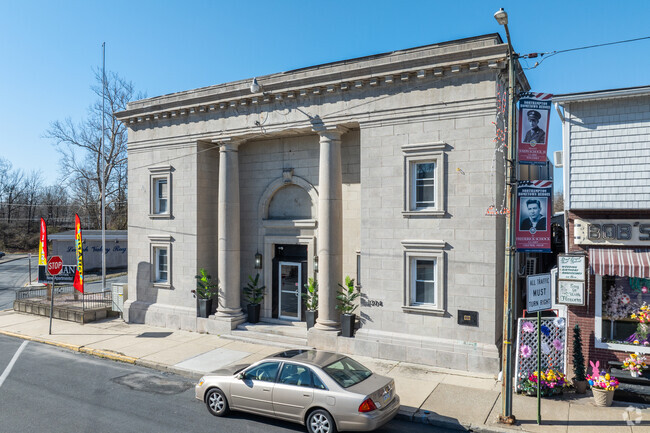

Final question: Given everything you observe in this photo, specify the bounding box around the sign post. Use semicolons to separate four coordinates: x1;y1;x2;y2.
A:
47;256;63;335
527;273;552;425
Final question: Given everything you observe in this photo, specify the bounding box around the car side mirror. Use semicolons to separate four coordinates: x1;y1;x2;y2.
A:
236;372;245;380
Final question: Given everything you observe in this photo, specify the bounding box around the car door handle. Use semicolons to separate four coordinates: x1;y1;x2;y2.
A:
303;394;310;397
263;388;271;392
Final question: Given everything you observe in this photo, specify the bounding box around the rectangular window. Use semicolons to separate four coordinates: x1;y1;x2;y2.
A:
414;162;435;208
155;179;168;214
402;240;445;314
155;247;168;283
402;142;446;217
413;259;436;304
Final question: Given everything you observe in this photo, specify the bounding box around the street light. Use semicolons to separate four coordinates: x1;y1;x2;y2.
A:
495;7;518;425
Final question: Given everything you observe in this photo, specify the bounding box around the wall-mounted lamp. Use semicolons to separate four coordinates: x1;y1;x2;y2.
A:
313;255;319;273
254;252;263;269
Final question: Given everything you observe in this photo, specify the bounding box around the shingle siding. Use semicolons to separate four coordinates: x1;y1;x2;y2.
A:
566;95;650;209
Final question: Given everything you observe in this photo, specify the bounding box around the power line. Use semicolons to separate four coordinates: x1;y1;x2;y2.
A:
522;35;650;69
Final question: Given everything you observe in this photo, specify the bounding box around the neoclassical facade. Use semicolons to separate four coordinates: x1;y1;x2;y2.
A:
117;34;529;373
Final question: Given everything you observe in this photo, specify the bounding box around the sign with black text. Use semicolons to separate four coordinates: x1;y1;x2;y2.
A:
527;273;552;313
558;254;586;281
557;281;585;306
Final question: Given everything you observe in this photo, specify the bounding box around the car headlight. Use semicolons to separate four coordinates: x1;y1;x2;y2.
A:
197;377;205;387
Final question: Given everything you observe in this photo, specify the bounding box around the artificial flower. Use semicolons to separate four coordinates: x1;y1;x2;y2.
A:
521;344;532;358
522;321;534;333
552;339;563;352
541;325;551;337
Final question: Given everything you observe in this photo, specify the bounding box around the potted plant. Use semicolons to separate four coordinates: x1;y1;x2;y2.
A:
302;277;318;329
623;353;648;378
336;276;360;337
572;324;588;393
587;363;619;407
243;273;266;324
193;268;218;318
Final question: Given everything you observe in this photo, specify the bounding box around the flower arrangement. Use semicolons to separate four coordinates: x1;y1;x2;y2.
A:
629;303;650;345
623;353;648;375
604;285;636;321
586;372;619;391
522;368;569;396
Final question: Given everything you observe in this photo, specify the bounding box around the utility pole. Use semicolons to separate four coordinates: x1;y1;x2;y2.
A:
101;42;107;292
494;8;518;425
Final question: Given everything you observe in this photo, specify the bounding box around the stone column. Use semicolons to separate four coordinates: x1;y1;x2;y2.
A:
213;138;245;325
314;126;348;332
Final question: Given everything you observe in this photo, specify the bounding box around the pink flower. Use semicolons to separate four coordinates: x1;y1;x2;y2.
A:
521;345;532;358
522;322;534;333
552;339;563;352
643;286;648;294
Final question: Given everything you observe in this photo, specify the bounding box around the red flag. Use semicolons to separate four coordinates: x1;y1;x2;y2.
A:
73;214;84;293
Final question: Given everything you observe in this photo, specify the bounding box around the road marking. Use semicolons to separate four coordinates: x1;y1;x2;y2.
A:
0;340;28;388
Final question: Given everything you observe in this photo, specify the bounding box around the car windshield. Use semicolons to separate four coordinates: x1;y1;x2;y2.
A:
322;357;372;388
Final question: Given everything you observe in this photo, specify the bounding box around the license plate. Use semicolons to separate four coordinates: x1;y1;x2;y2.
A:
382;392;390;402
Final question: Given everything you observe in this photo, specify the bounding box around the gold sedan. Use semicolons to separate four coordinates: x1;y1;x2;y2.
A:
195;349;400;433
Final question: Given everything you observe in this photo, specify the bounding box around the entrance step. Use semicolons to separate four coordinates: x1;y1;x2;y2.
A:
222;321;312;350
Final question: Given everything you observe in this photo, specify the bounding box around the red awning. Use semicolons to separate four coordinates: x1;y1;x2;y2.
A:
589;248;650;278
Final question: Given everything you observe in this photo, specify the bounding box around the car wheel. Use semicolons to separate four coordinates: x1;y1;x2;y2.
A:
206;388;230;417
306;409;337;433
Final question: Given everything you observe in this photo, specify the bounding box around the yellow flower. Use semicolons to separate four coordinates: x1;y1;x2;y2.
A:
624;362;629;367
631;353;638;359
632;314;637;319
634;340;640;344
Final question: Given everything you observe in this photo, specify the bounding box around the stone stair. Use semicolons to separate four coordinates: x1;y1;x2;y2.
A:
223;319;312;350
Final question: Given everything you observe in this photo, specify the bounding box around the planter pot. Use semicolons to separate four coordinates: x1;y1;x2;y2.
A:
247;303;261;324
592;388;615;407
306;310;318;330
573;379;588;394
341;313;355;338
631;371;639;378
197;298;212;318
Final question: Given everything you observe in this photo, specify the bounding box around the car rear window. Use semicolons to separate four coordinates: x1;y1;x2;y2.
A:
322;357;372;388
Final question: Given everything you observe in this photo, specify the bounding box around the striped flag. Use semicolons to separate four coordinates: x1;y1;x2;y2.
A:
73;214;84;293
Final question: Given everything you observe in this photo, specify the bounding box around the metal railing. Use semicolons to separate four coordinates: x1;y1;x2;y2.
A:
15;285;111;310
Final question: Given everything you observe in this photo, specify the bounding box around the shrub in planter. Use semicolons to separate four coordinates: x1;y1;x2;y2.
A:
572;324;588;393
336;276;359;337
193;268;218;318
302;277;318;329
243;273;266;324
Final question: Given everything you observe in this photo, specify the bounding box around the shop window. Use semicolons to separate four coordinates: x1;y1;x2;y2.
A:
600;275;650;345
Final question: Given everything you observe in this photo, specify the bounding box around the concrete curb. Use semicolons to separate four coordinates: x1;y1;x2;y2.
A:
0;329;137;365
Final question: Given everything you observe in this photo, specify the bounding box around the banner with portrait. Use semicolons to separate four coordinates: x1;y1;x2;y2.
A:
516;180;552;252
518;93;552;165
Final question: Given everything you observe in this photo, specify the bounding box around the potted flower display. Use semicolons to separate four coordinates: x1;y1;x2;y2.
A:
302;277;318;329
193;268;219;318
623;353;648;378
572;324;588;393
587;364;619;407
243;273;266;324
336;276;360;338
629;303;650;346
521;368;569;397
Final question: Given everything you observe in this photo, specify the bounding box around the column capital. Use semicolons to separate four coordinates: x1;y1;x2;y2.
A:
313;124;349;141
211;136;246;151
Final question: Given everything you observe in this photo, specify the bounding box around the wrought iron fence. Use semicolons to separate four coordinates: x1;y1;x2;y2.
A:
15;285;111;310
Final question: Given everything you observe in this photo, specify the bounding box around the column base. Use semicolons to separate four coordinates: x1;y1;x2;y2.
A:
314;318;340;332
211;310;246;331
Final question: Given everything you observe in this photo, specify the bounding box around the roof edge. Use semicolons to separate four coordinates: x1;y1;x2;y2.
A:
554;85;650;104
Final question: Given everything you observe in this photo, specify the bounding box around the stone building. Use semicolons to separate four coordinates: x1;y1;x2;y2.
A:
555;86;650;368
116;34;529;373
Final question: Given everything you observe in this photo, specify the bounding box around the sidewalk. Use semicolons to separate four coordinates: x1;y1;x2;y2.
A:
0;309;648;432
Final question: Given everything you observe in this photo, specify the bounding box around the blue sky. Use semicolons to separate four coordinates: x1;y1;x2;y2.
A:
1;0;649;191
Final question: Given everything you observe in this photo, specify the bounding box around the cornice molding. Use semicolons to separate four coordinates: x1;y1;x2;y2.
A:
116;37;510;125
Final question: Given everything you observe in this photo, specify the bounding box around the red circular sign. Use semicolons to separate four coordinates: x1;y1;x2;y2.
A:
47;256;63;276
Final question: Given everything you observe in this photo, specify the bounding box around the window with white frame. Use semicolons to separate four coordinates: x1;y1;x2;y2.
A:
402;240;445;314
149;165;172;218
149;234;172;288
402;142;446;216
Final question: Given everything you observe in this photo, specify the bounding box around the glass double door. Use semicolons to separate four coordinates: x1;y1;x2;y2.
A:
278;261;302;321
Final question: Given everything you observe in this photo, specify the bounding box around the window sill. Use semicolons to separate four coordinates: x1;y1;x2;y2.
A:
595;338;650;355
402;210;446;218
149;213;172;219
152;282;172;289
402;305;445;316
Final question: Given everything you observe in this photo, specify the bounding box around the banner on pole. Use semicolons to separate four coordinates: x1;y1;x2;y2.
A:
518;93;552;165
516;180;553;252
73;214;84;293
38;217;48;283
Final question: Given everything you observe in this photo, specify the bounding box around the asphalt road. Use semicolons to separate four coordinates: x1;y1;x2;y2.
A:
0;256;38;310
0;334;452;433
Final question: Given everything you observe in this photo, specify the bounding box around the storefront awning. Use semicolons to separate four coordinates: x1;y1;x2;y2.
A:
589;248;650;278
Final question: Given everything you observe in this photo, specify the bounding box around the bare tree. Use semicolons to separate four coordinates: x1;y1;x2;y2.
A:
553;191;565;214
1;161;26;224
46;70;142;229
